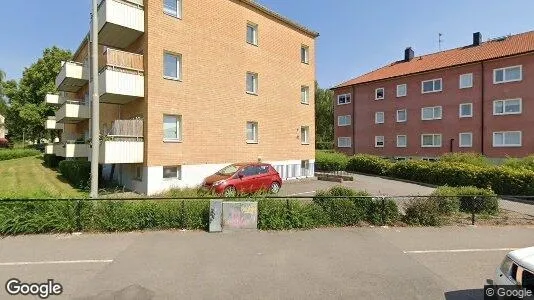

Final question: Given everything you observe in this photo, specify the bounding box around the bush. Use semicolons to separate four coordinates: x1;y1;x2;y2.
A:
439;153;491;167
347;154;393;176
432;186;498;215
0;148;40;161
428;187;461;215
43;154;64;168
58;160;91;188
503;156;534;172
403;198;443;226
258;199;329;230
315;151;349;171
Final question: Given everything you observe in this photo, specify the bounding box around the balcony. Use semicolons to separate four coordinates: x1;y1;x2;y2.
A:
55;101;91;124
55;61;88;92
45;144;54;155
45;92;78;106
98;0;144;49
99;48;144;104
54;142;89;158
90;119;144;164
45;116;65;130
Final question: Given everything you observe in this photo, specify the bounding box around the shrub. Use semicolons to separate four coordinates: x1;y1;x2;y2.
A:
365;197;400;225
503;156;534;172
439;153;491;167
58;160;91;188
347;154;393;176
43;154;64;168
388;160;435;183
428;187;461;215
258;199;329;230
315;151;349;171
0;149;40;161
403;198;443;226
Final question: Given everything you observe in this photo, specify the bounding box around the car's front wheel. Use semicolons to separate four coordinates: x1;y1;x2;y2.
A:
269;182;281;194
223;186;237;197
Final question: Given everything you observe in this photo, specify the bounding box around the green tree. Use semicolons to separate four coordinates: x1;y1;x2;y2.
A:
315;82;334;149
0;69;7;116
3;47;72;141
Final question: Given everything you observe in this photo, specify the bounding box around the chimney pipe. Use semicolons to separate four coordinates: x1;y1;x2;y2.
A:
473;32;482;46
404;47;414;62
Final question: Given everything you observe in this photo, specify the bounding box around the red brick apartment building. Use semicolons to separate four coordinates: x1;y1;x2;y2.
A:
332;31;534;159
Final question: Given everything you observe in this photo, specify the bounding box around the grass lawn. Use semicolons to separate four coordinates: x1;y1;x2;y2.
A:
0;156;86;199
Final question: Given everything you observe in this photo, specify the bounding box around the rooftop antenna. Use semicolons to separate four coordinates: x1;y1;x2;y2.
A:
438;33;444;51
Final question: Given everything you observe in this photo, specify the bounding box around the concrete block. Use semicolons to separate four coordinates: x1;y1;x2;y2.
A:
222;202;258;230
209;199;223;232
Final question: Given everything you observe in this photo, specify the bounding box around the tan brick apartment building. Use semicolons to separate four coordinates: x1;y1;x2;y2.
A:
332;31;534;159
45;0;318;195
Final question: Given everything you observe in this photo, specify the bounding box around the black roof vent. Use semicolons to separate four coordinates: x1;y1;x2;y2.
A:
473;32;482;46
404;47;414;62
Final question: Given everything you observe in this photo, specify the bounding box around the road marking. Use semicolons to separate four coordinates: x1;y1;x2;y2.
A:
286;191;316;196
404;248;517;254
0;259;113;266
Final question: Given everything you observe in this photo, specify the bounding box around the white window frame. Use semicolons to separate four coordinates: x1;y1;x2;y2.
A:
337;137;352;148
337;93;351;105
163;52;182;80
246;23;258;46
421;106;442;120
375;136;385;148
396;135;407;148
459;73;473;89
301;126;310;145
421;78;443;94
163;114;182;142
493;99;522;115
163;165;182;180
459;132;473;148
459;103;473;118
246;121;259;144
337;115;351;126
301;86;310;104
493;65;522;84
396;109;407;122
493;131;522;147
375;111;385;124
396;84;407;97
163;0;182;19
375;87;385;100
301;45;309;64
421;134;442;148
246;72;258;94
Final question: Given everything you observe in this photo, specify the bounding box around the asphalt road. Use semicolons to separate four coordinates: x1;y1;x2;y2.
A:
1;226;534;299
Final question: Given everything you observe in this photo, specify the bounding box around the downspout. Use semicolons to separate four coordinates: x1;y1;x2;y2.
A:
352;84;356;155
481;61;485;155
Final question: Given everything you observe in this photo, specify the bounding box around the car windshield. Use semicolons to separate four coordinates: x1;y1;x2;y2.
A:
217;165;240;176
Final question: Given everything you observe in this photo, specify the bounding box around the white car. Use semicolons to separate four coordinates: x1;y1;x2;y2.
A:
489;247;534;296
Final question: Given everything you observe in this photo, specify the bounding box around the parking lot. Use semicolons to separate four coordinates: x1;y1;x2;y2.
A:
1;226;533;299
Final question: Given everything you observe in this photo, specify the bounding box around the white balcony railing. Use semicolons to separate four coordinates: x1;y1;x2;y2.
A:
55;61;88;92
90;139;144;164
45;116;65;130
98;0;144;49
54;143;89;158
45;144;54;155
98;48;144;104
55;101;91;123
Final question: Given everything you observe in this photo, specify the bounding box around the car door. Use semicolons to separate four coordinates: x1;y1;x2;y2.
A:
235;166;257;194
256;165;271;191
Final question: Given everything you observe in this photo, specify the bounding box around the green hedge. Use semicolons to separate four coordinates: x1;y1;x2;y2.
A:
43;154;64;168
347;154;393;176
0;149;40;161
58;160;91;188
403;198;443;226
315;151;349;171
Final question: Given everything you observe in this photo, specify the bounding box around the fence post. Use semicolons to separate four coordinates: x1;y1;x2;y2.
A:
381;197;386;226
75;199;82;232
181;199;186;230
285;198;290;228
471;196;476;225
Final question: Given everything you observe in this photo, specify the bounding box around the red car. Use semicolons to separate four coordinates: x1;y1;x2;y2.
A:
202;163;282;196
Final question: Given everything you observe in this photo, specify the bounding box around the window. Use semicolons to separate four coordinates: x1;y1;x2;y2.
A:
494;65;522;84
246;23;258;45
246;72;258;94
163;166;182;180
396;109;407;122
301;126;310;144
397;135;407;148
338;115;351;126
459;73;473;89
163;114;182;141
459;132;473;148
135;165;143;181
375;88;385;100
164;0;181;18
301;86;310;104
493;99;522;115
493;131;521;147
338;137;352;148
421;78;442;93
163;52;181;80
246;121;258;143
421;106;442;120
301;45;309;64
337;94;351;105
421;134;442;148
375;136;385;148
375;111;385;124
396;84;407;97
459;103;473;118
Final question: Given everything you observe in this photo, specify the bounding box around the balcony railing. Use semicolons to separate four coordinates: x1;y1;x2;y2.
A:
55;61;88;92
99;48;144;104
54;142;89;158
90;119;144;164
45;116;64;130
97;0;144;49
55;100;91;124
45;144;54;155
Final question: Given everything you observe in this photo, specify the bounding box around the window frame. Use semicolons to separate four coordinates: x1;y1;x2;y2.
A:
163;0;182;19
301;45;310;64
301;126;310;145
246;22;258;46
459;73;473;89
163;165;182;180
421;106;443;120
163;52;182;81
459;132;473;148
375;87;385;100
421;78;443;94
337;137;352;148
337;94;351;105
301;85;310;104
493;65;522;84
493;131;522;147
459;103;473;118
337;115;351;127
396;135;407;148
375;136;385;148
396;84;407;97
163;114;182;142
421;134;442;148
493;98;522;115
375;111;385;124
246;72;259;95
396;109;407;123
246;121;259;144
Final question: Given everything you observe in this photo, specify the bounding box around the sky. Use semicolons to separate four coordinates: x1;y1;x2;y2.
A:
1;0;533;88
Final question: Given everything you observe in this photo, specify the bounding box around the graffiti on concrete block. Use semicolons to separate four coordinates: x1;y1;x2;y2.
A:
222;202;258;229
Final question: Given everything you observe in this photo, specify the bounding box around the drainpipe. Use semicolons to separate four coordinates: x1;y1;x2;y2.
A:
450;138;454;153
352;84;356;155
480;61;485;155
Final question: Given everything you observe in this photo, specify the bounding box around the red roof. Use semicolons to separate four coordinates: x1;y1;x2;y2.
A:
334;30;534;88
